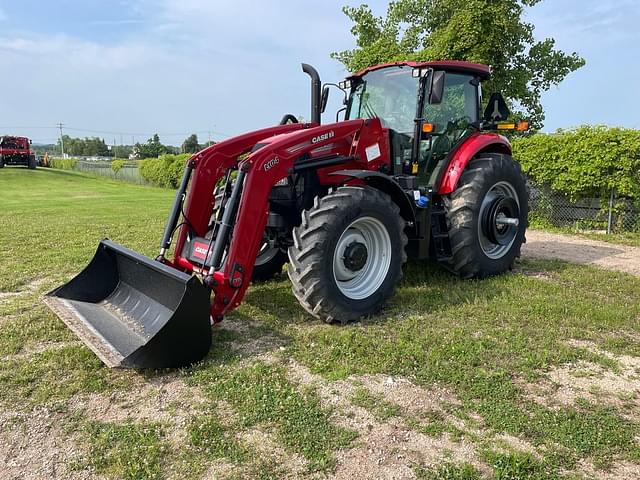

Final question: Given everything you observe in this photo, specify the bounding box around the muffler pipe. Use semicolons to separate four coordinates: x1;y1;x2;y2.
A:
302;63;321;125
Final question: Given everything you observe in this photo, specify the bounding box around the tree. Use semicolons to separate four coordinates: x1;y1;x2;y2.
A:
332;0;585;128
55;135;109;156
182;134;200;153
111;159;125;177
135;134;170;159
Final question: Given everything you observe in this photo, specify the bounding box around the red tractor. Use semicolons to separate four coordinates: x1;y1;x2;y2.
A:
45;61;528;368
0;136;37;169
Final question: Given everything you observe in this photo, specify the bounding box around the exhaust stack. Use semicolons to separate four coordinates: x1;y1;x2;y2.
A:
302;63;321;124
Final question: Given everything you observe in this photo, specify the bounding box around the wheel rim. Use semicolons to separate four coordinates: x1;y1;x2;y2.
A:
255;241;279;266
332;216;391;300
478;181;520;259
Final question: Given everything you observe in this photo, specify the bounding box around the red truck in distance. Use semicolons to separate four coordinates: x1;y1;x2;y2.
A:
0;136;37;169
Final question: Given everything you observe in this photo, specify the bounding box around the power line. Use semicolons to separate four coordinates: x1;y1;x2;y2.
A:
57;122;65;157
1;124;235;139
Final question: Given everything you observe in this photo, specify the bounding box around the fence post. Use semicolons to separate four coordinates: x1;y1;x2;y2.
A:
607;189;615;234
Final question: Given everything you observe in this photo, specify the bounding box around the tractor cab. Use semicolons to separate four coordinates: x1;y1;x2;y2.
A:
343;61;491;187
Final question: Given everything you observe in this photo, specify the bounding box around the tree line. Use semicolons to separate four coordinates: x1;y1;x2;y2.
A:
40;133;214;158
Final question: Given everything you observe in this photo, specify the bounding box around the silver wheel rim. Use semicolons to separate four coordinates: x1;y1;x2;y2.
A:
332;216;392;300
255;241;279;266
478;181;520;259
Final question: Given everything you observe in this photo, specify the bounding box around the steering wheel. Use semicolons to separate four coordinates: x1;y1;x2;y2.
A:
279;114;299;125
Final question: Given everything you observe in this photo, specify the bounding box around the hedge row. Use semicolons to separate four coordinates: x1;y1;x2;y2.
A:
139;154;191;188
50;158;77;170
512;126;640;199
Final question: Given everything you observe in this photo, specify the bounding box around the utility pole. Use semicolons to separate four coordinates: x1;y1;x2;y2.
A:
57;122;65;157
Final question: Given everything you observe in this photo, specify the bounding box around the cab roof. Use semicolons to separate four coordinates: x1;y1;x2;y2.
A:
349;60;491;81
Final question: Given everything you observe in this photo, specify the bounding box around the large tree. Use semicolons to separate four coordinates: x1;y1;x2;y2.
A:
332;0;585;128
135;134;170;159
181;134;200;154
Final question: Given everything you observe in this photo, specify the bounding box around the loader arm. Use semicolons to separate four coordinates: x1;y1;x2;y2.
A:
206;119;388;320
170;123;311;266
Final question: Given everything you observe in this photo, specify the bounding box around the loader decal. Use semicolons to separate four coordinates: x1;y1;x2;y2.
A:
264;156;280;172
193;244;209;259
311;131;335;144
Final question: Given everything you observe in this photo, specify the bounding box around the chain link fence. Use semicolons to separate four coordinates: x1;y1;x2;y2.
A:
528;180;640;234
53;157;150;185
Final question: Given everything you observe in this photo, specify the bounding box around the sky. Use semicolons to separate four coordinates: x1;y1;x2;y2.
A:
0;0;638;145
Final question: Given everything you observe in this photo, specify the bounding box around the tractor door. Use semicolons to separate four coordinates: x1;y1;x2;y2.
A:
345;65;419;174
417;73;480;186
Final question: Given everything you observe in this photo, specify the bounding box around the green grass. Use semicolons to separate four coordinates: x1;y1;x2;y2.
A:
1;167;640;478
193;361;357;471
415;462;482;480
80;421;168;480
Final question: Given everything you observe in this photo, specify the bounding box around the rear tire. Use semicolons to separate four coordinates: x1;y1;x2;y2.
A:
288;186;407;323
443;153;528;278
28;155;36;170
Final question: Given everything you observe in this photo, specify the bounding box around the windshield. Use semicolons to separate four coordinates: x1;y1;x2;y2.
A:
346;66;418;134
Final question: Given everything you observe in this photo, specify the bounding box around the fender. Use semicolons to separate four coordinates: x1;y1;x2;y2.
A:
329;169;416;228
437;132;511;195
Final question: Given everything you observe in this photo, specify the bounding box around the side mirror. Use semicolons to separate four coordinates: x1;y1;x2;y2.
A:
429;71;446;104
483;93;510;122
320;86;330;114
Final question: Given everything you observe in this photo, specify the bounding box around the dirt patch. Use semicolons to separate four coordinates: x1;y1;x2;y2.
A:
576;458;640;480
0;278;50;302
286;360;489;479
0;407;100;480
522;230;640;277
10;340;83;359
69;373;207;429
522;340;640;418
238;427;308;478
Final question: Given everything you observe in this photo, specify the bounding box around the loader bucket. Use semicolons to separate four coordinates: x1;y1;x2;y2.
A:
43;239;212;369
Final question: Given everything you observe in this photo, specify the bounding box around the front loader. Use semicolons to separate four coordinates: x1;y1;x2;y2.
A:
45;61;529;368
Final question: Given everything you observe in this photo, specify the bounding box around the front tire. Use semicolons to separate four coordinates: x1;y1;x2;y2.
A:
443;153;528;278
251;242;287;281
0;155;4;168
28;155;36;170
288;186;407;323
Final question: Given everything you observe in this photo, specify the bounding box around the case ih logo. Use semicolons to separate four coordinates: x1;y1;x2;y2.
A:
193;243;209;259
311;131;335;144
263;156;279;172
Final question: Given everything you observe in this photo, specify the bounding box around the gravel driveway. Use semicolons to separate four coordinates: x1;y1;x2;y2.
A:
522;230;640;277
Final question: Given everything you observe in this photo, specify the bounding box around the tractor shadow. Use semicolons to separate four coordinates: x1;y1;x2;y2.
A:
236;259;564;331
168;257;576;374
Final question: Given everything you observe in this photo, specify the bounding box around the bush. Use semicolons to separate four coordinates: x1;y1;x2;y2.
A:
512;126;640;200
50;158;77;170
139;154;191;188
111;159;125;176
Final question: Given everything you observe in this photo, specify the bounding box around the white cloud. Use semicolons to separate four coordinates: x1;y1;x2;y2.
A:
0;0;359;143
